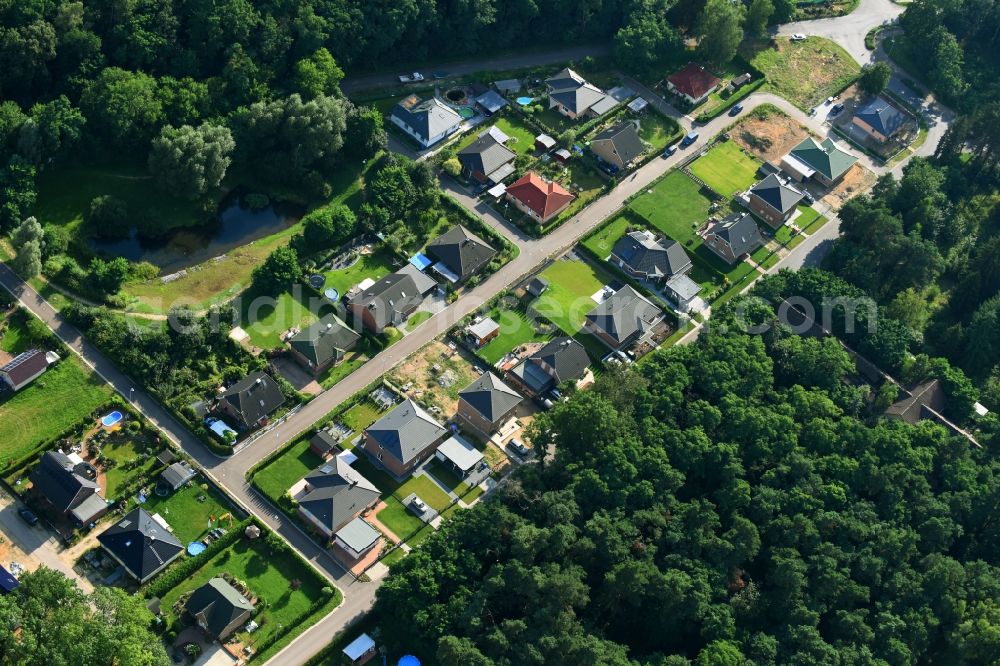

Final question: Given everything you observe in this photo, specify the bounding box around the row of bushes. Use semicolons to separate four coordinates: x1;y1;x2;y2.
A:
694;77;767;123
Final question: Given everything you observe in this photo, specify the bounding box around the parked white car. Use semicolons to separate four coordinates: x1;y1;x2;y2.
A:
791;34;807;42
398;72;425;83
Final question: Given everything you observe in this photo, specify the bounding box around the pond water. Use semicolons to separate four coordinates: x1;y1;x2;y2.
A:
88;193;303;274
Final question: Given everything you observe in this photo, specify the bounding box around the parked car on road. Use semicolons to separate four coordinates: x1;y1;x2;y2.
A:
830;103;845;116
680;131;700;147
398;72;425;83
791;34;807;42
662;144;677;157
729;103;744;116
18;508;38;526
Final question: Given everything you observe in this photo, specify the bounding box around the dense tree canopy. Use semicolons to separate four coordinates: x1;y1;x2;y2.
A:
148;122;235;201
374;291;1000;665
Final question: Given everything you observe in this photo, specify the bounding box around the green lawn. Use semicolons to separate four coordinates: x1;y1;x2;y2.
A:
407;311;433;328
582;215;630;259
395;474;452;511
0;310;31;354
101;436;157;501
629;171;712;245
478;308;551;365
689;141;761;197
540;161;606;230
533;106;577;135
531;259;609;335
376;497;425;539
426;460;469;495
636;111;682;152
751;246;781;270
242;288;327;350
322;251;395;297
745;37;861;110
773;225;795;245
157;538;331;651
254;438;324;503
796;206;829;235
340;402;386;436
136;481;233;544
0;359;112;465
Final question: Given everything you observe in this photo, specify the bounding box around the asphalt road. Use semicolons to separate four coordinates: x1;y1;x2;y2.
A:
776;0;904;64
0;2;956;662
341;44;611;95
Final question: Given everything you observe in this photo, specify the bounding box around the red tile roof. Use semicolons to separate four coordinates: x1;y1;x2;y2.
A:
506;172;575;220
667;63;722;100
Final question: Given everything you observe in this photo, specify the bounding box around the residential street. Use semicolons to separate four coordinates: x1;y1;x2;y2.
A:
776;0;904;64
0;2;957;663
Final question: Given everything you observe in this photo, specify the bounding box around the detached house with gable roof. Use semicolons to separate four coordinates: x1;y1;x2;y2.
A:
186;577;256;641
288;314;361;377
0;349;49;392
506;172;575;224
666;63;722;105
216;371;286;431
748;173;805;229
506;337;590;398
426;225;497;283
390;95;463;148
584;286;665;351
347;264;437;335
782;137;857;187
610;230;692;281
362;398;449;478
703;212;764;264
30;450;109;526
457;131;517;185
590;122;646;171
545;68;614;119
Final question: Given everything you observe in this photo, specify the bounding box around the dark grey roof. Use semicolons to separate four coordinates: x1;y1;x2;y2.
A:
30;451;100;514
221;371;286;428
459;372;523;423
457;135;516;181
592;123;645;165
348;267;435;331
299;457;380;534
511;337;589;393
526;277;549;296
97;507;183;582
366;399;447;465
156;449;176;466
160;461;195;490
750;174;803;214
288;314;361;369
585;286;663;345
186;577;255;639
855;97;907;137
310;430;338;455
611;230;691;277
426;225;497;280
713;212;764;257
546;68;607;114
390;96;462;140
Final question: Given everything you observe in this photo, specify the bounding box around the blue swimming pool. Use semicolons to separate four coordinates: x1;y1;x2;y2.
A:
187;542;207;556
101;411;123;428
516;96;534;106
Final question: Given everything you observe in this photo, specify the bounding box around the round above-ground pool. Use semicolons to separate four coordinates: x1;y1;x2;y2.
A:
187;542;207;556
398;657;421;666
101;411;124;428
324;288;340;301
458;106;475;119
516;96;534;106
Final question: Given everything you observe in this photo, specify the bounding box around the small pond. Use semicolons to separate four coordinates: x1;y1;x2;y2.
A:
88;192;304;274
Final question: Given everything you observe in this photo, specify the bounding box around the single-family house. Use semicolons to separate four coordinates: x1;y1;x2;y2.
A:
348;264;437;335
506;172;575;224
389;95;463;148
216;371;286;431
185;577;255;641
97;507;184;583
507;337;589;397
590;122;646;171
309;430;339;458
475;90;508;116
435;435;485;478
584;286;665;350
426;225;497;283
666;63;722;105
0;349;48;392
782;137;857;187
159;461;195;492
703;212;764;264
457;372;523;437
30;450;108;525
287;314;361;377
852;97;908;143
610;229;692;281
296;456;380;541
748;174;805;229
545;68;612;119
363;398;449;478
467;317;500;347
457;133;517;185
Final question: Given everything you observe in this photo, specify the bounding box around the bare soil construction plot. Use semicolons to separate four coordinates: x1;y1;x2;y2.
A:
731;111;811;164
823;164;878;208
389;341;480;417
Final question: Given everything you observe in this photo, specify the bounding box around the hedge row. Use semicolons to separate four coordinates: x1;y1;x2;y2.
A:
694;78;767;123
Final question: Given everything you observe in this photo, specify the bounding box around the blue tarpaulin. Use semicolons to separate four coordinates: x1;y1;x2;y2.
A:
409;253;433;271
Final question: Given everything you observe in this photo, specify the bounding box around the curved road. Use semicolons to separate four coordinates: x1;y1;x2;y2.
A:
0;3;952;663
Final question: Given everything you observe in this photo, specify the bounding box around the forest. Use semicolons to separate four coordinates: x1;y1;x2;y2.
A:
373;289;1000;665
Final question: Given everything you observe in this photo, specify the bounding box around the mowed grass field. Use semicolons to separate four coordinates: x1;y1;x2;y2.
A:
0;325;112;463
530;259;611;336
456;116;538;158
629;171;713;246
746;37;861;110
254;438;324;502
478;308;551;365
637;111;682;152
689;141;761;196
582;215;630;259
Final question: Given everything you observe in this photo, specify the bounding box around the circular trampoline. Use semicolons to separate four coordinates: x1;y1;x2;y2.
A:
308;273;325;289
